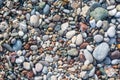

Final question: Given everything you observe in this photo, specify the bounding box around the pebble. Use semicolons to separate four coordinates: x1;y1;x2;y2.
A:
75;34;83;45
35;63;43;72
66;30;76;39
12;40;22;51
89;67;95;77
42;66;48;74
96;20;103;28
30;45;38;51
0;21;8;32
61;22;69;31
89;19;96;28
30;15;39;27
115;12;120;17
67;48;78;56
83;49;93;63
43;4;50;15
23;62;31;70
116;4;120;11
18;31;24;36
80;71;88;79
94;34;103;43
107;26;116;37
15;56;25;64
45;55;53;63
2;43;14;52
103;57;111;65
93;42;110;61
110;50;120;59
108;8;117;16
102;21;109;31
86;45;93;52
53;14;60;21
111;59;120;65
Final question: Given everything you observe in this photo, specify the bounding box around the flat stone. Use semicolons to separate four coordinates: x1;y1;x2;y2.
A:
35;63;43;72
110;50;120;59
30;15;39;27
107;27;116;37
23;62;31;70
83;49;93;63
94;34;103;43
66;30;76;39
75;34;83;45
93;42;110;61
67;48;78;56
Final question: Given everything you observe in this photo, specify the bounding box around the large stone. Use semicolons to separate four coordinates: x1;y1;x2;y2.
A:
93;42;110;61
90;7;108;21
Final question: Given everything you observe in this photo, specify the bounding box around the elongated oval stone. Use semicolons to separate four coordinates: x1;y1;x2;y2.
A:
93;42;110;61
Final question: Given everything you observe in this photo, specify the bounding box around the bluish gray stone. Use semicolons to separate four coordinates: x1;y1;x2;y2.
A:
12;40;22;51
93;42;110;61
43;4;50;15
42;66;48;74
103;57;111;65
107;27;116;37
2;43;14;52
94;34;103;43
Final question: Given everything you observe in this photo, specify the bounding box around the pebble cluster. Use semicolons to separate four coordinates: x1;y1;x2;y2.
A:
0;0;120;80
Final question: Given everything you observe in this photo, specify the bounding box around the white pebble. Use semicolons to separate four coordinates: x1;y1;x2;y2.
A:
96;20;102;28
18;31;24;36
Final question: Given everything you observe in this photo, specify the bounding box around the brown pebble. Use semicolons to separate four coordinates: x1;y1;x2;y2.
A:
80;22;88;31
110;50;120;59
96;70;101;76
53;14;60;21
112;65;118;69
79;53;86;62
80;42;89;49
26;71;34;79
24;43;30;50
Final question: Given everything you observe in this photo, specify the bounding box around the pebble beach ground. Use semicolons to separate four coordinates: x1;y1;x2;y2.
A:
0;0;120;80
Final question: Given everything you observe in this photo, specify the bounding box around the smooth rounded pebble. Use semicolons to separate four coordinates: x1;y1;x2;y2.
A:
107;26;116;37
83;49;93;63
67;48;78;56
66;30;76;39
35;63;43;72
30;15;39;27
93;42;110;61
94;34;103;43
75;34;83;45
23;62;31;70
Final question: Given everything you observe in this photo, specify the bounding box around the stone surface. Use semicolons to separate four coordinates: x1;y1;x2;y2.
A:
108;8;117;16
12;40;22;51
93;42;110;61
61;22;69;31
96;20;102;28
43;4;50;15
15;56;25;64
